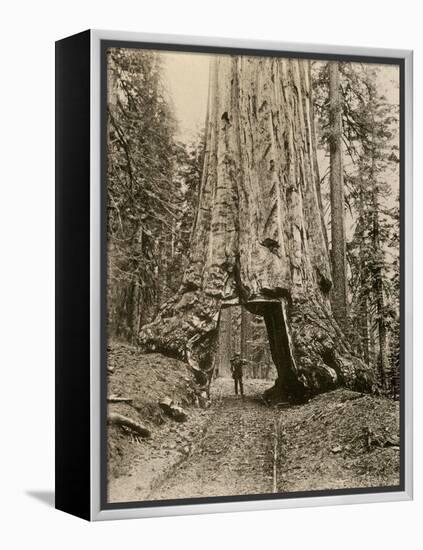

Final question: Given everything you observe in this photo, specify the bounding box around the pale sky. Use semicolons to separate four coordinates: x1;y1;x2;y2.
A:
162;51;211;142
160;51;399;150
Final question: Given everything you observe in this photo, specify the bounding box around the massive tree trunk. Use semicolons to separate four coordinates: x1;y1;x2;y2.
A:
329;62;348;331
139;56;374;399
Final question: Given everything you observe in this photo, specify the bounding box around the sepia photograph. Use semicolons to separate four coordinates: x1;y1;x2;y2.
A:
104;45;402;505
2;0;419;542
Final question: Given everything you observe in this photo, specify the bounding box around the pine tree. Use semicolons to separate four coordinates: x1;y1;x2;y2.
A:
313;61;400;393
328;62;348;331
107;48;181;342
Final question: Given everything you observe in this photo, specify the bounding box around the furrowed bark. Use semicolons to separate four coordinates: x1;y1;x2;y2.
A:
139;56;374;399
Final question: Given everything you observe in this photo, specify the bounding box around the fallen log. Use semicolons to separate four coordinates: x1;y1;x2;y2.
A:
107;395;133;404
108;413;151;438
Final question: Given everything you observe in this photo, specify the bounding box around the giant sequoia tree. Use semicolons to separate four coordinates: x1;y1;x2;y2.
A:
139;56;374;400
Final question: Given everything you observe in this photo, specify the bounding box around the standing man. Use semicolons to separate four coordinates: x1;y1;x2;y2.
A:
230;353;246;397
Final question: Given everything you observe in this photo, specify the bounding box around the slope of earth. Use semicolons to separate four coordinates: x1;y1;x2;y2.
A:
107;342;200;486
276;389;400;492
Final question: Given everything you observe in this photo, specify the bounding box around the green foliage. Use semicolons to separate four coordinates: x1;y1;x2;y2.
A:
313;62;400;396
106;48;203;342
166;132;205;295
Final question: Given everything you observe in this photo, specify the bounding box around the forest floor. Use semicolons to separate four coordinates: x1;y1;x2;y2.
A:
107;343;400;504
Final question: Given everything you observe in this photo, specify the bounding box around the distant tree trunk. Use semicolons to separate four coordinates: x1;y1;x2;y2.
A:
329;62;348;331
223;307;232;369
132;226;144;341
240;307;249;360
359;282;370;366
216;306;232;377
358;184;370;366
370;136;388;389
140;56;374;399
107;50;118;106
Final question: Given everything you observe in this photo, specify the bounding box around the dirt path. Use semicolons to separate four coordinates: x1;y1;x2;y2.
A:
148;378;277;500
108;374;400;504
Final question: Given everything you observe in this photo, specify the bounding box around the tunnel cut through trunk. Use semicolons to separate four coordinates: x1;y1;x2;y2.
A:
245;299;305;401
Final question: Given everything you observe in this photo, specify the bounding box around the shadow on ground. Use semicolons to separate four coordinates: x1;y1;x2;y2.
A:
26;490;55;508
